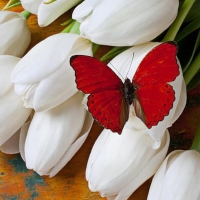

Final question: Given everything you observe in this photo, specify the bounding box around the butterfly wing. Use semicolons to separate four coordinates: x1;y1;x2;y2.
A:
133;42;179;128
70;55;129;133
70;55;123;93
88;91;129;133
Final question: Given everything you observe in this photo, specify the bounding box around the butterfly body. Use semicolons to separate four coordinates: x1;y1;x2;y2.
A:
123;78;136;105
70;42;179;134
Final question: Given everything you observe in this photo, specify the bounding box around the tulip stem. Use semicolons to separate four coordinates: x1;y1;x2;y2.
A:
184;52;200;85
92;43;99;56
20;10;31;20
61;21;75;33
190;122;200;152
100;46;130;62
69;21;80;34
61;20;80;34
162;0;196;41
2;0;21;10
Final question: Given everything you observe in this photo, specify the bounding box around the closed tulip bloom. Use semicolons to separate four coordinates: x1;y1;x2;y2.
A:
0;55;31;148
0;11;31;57
73;0;179;46
107;42;186;146
147;150;200;200
86;113;170;200
21;0;82;26
22;92;93;177
11;33;92;112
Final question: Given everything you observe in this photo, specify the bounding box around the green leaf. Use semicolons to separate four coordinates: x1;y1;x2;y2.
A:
179;0;185;8
183;30;200;73
61;19;74;26
190;121;200;151
187;70;200;91
61;21;75;33
177;30;198;69
175;15;200;42
184;52;200;85
2;0;21;10
185;0;200;22
100;46;130;62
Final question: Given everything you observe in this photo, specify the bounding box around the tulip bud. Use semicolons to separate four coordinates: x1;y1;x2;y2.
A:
73;0;179;46
0;55;32;149
21;0;82;26
11;33;92;112
147;150;200;200
107;42;186;145
21;92;93;177
0;11;31;57
86;112;170;200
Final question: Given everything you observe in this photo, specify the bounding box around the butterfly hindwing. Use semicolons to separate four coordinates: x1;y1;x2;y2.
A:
133;42;179;128
88;90;129;133
70;55;129;133
136;83;175;128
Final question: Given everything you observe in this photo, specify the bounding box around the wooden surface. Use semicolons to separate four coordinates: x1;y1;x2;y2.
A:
0;1;200;199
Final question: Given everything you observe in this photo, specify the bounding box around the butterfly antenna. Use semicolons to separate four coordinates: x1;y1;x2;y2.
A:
125;52;135;78
108;62;125;81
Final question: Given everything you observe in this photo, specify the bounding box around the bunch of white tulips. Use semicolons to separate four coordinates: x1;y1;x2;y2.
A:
1;0;199;199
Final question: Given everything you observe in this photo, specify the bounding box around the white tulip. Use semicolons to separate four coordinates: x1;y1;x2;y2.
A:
148;150;200;200
107;42;186;146
21;92;93;177
73;0;179;46
0;11;31;57
0;55;31;149
21;0;82;26
11;33;92;112
86;112;170;200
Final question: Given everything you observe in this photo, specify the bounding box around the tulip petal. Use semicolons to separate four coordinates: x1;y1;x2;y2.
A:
0;129;20;154
0;11;31;57
0;55;20;95
25;92;86;174
86;114;169;197
19;119;32;161
21;0;43;14
12;34;78;84
171;79;187;124
0;56;32;146
111;130;170;200
32;61;77;111
73;0;179;46
12;33;92;111
38;0;82;26
147;150;182;200
148;150;200;200
49;112;93;177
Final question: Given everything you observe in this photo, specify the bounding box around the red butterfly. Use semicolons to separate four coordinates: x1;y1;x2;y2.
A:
70;42;179;134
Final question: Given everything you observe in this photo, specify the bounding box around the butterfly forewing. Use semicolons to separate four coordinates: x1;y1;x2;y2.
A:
70;55;123;93
133;42;179;128
70;55;129;134
133;42;179;87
